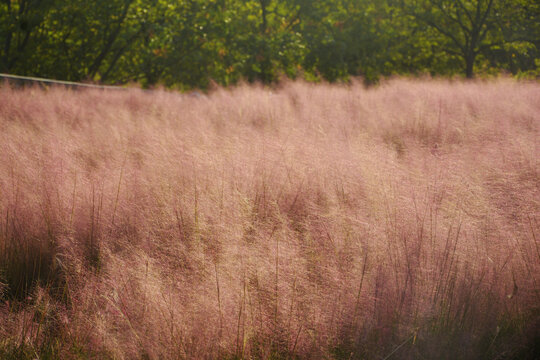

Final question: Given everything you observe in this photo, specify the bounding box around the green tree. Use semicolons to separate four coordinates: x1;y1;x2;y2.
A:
485;0;540;76
401;0;538;78
10;0;143;82
0;0;56;73
299;0;403;83
104;0;224;88
217;0;306;84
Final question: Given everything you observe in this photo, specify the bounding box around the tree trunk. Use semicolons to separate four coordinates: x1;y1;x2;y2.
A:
260;0;268;34
87;0;134;79
1;0;12;71
258;0;272;83
465;52;475;79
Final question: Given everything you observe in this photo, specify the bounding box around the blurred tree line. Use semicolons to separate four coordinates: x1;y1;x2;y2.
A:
1;0;538;88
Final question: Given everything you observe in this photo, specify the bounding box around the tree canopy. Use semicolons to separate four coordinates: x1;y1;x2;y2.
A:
1;0;538;88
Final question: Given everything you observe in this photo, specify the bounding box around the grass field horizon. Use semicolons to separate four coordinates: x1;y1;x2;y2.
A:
0;78;539;359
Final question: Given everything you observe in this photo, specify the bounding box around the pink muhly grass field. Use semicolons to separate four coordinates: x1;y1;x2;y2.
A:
0;79;539;359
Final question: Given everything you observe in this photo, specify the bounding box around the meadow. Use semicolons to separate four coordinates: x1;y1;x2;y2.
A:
0;79;539;359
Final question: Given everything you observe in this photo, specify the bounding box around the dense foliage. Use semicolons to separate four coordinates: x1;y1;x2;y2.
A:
1;0;539;88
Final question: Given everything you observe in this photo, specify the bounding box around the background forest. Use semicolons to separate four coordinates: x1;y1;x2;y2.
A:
1;0;539;89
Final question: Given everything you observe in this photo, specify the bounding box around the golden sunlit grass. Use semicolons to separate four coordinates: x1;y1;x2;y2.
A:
0;78;539;359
